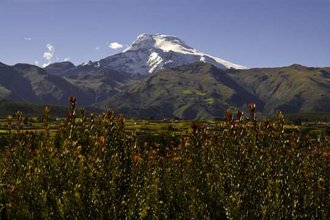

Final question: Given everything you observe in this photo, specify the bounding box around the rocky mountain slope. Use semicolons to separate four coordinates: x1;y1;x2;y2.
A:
98;34;246;75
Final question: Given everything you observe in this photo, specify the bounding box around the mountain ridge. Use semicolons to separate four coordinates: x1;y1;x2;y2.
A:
0;61;329;119
0;33;329;119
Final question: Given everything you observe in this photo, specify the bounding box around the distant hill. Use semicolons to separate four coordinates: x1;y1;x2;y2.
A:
96;63;262;119
0;99;101;118
0;99;68;118
95;63;330;119
0;63;94;105
227;64;330;114
1;61;329;119
44;61;75;76
64;68;140;103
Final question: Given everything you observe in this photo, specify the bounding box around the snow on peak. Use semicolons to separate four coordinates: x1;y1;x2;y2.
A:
124;33;156;52
101;33;246;75
125;33;193;53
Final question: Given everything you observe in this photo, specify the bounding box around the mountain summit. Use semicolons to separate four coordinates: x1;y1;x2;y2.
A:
99;33;246;75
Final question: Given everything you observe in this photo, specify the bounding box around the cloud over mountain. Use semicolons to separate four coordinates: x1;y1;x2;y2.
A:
109;42;123;50
42;43;55;67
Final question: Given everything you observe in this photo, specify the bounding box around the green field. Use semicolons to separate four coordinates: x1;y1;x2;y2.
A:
1;113;329;138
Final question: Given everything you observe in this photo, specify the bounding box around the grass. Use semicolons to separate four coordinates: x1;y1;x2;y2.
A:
206;98;214;105
182;89;207;96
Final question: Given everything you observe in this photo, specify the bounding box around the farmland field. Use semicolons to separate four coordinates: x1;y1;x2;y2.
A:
0;104;329;219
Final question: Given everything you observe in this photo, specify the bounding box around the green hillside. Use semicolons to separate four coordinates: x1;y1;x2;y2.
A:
227;64;330;113
97;63;263;119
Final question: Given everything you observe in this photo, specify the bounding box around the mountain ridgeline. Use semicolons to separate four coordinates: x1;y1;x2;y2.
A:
0;34;329;119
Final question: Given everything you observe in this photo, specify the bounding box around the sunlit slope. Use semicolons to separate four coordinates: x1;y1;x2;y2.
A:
228;64;330;113
97;62;261;119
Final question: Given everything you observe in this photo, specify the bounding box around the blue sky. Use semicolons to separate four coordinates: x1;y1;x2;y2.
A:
0;0;329;68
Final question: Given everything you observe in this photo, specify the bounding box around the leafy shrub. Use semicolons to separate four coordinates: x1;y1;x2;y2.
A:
0;100;329;219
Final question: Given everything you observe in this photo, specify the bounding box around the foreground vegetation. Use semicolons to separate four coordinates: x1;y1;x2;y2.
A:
0;100;329;219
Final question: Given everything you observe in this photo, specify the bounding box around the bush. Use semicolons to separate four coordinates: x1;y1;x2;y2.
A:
0;101;329;219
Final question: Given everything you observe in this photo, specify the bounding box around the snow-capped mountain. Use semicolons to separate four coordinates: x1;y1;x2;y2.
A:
98;33;246;75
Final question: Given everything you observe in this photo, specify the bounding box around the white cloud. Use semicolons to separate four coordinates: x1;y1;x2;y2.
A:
24;37;32;41
34;61;39;66
42;43;55;67
64;57;70;61
95;46;100;50
43;51;53;60
109;42;123;50
46;43;55;53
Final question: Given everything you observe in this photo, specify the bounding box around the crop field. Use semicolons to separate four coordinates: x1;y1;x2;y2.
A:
0;101;329;219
